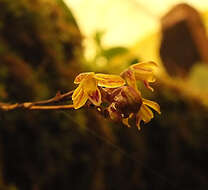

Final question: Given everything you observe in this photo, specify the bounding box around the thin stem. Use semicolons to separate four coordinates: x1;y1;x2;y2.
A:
0;90;74;111
29;105;74;110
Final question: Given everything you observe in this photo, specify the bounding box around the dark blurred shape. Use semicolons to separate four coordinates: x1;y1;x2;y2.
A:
0;0;83;189
160;3;208;76
0;0;82;101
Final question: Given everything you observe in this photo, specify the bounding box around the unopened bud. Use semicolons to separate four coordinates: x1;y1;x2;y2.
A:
105;86;142;122
114;86;142;117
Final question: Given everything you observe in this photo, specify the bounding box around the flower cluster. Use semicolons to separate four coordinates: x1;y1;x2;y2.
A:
72;62;161;130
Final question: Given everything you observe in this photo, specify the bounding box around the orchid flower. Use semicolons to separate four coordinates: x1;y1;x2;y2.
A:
130;61;158;91
121;61;158;91
119;95;161;130
72;61;161;130
72;72;125;109
119;61;161;129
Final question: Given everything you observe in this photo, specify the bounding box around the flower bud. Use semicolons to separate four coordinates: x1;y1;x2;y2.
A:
114;86;142;117
105;86;142;122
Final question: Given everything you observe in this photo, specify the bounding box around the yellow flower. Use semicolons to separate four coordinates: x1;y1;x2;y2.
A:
121;61;158;91
136;98;161;130
120;62;161;130
72;72;125;109
120;97;161;130
103;85;160;130
130;61;158;91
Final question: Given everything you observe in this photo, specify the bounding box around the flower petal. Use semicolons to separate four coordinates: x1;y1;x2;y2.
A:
143;98;161;114
136;113;142;130
79;75;102;106
107;103;122;122
74;72;95;84
131;61;158;71
130;61;157;83
72;84;88;109
121;86;142;108
136;104;154;130
122;117;131;128
140;104;154;123
100;87;122;103
120;69;137;90
80;74;97;93
94;73;125;88
88;88;102;106
122;113;134;128
143;80;154;92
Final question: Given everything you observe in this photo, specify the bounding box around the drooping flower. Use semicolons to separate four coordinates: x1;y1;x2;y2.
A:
119;62;161;129
72;72;125;109
130;61;158;91
119;97;161;130
102;85;160;130
121;61;158;91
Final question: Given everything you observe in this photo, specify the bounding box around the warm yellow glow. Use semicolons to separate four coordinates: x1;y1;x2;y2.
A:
64;0;208;63
65;0;208;47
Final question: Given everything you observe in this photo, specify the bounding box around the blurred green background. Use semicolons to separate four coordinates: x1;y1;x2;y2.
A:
0;0;208;190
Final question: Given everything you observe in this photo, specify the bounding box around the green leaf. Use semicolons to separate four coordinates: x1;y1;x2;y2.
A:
102;47;128;59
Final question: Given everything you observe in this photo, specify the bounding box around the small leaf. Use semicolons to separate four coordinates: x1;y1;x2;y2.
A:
102;47;128;59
